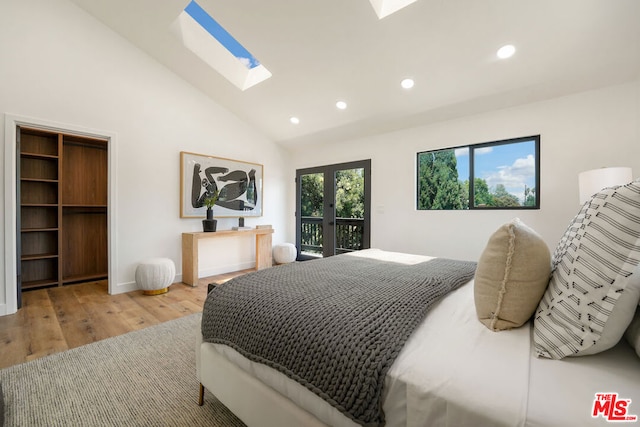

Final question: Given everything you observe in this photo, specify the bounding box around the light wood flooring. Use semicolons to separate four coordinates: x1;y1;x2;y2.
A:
0;271;250;370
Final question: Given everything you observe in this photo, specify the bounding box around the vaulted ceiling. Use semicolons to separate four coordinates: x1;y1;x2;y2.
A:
68;0;640;147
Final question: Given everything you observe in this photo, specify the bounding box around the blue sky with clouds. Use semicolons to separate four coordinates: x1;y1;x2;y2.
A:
455;139;536;202
185;0;260;69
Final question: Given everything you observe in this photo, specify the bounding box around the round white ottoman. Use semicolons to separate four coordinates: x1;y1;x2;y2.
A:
135;258;175;295
273;243;297;264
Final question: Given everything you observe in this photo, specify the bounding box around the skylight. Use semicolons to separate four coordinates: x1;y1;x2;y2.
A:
171;1;271;90
369;0;418;19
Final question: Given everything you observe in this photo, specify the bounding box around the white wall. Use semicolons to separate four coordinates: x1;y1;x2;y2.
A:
0;0;293;314
289;80;640;261
2;0;639;317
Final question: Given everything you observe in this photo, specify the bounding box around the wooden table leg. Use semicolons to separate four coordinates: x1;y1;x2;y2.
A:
255;232;272;270
182;233;198;286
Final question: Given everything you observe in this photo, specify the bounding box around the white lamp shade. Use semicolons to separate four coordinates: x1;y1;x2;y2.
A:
578;167;633;204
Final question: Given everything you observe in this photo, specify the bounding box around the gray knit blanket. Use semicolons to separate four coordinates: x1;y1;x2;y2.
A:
201;254;477;426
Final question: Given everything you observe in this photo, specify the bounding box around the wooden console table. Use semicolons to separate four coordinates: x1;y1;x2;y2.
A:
181;226;274;286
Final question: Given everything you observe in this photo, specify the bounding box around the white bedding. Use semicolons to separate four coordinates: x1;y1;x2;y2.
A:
385;281;531;427
198;249;640;426
527;337;640;427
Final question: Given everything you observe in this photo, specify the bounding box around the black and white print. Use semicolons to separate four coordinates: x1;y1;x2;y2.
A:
180;151;263;218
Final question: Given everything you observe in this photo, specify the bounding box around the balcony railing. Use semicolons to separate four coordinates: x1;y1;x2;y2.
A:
300;217;364;255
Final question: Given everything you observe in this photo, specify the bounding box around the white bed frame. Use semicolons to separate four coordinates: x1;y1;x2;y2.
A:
195;249;640;427
196;331;640;427
196;333;331;427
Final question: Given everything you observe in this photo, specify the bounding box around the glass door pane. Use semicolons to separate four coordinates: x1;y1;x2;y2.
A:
299;172;324;257
334;167;365;255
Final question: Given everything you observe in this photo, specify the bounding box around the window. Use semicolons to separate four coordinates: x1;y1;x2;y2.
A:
417;135;540;210
172;1;271;90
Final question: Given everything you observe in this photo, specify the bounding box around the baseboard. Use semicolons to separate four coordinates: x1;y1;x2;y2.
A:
111;262;251;295
111;281;138;295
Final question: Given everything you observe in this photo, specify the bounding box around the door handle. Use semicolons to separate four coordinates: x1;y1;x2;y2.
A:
329;221;335;226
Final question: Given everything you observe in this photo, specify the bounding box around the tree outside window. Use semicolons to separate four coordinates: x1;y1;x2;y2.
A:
417;136;540;210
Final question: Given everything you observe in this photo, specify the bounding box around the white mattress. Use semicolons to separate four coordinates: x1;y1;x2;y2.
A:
202;249;640;426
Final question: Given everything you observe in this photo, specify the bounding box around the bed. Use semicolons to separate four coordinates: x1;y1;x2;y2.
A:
196;180;640;427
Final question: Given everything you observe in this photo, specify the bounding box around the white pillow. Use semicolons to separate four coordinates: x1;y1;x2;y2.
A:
533;179;640;359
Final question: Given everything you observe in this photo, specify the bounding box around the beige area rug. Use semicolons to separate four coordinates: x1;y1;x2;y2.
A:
0;313;245;427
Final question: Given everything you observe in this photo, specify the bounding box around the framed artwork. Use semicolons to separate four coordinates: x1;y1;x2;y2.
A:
180;151;263;218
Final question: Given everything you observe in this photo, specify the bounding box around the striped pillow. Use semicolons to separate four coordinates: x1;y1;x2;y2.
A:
533;179;640;359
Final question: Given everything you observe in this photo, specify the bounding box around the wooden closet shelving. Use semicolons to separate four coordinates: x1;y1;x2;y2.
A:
18;127;108;291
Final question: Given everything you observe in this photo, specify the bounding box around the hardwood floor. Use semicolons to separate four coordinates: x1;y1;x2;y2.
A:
0;270;250;370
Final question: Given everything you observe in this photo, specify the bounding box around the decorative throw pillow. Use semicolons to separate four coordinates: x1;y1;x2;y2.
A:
625;307;640;358
534;179;640;359
474;218;551;331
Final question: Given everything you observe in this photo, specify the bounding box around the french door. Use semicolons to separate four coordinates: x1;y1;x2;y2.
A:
295;159;371;259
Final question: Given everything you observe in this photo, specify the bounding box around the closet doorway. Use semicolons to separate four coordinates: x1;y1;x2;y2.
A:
16;127;108;307
4;115;116;315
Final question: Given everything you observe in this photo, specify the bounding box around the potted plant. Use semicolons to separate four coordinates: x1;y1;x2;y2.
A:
202;191;219;232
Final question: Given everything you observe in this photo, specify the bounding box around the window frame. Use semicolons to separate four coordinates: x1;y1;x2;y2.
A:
416;135;541;210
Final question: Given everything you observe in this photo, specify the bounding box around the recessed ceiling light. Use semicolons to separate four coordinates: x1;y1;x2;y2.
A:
497;44;516;59
336;101;348;110
400;78;414;89
289;117;300;125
